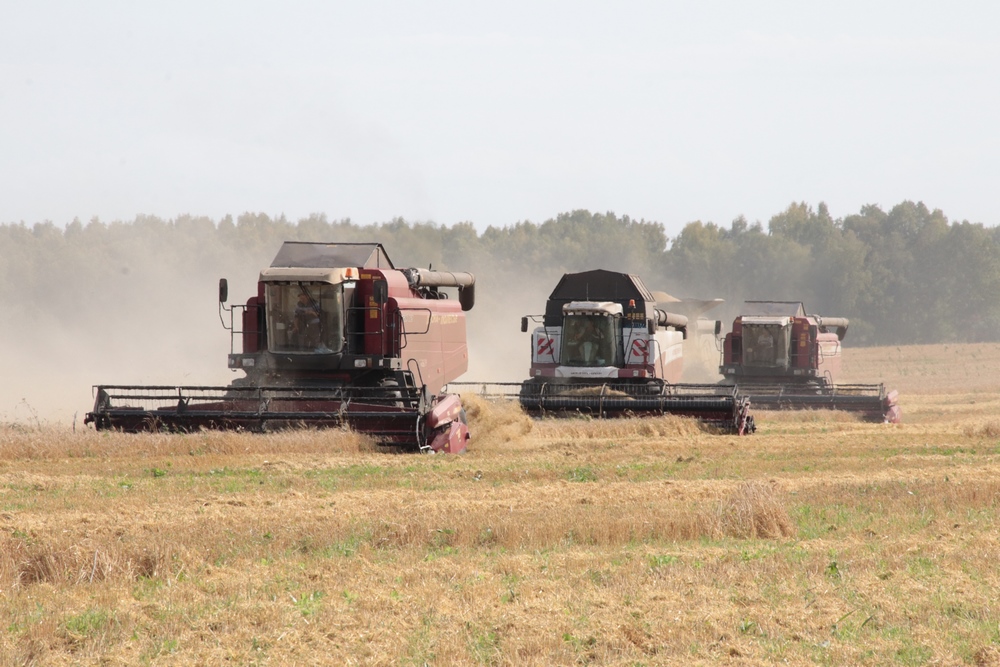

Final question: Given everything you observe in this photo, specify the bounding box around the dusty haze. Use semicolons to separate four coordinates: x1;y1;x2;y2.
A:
0;224;554;423
1;246;266;424
0;221;726;424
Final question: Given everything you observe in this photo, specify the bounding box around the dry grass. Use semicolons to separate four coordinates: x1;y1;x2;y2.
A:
4;344;1000;664
713;481;796;539
841;341;1000;394
964;419;1000;439
0;423;375;461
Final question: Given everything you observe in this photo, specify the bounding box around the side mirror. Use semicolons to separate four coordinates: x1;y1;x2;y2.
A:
648;320;655;335
219;278;228;304
373;280;388;305
521;317;529;333
714;320;722;336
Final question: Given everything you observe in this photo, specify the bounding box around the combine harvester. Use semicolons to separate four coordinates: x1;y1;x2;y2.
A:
85;242;477;453
452;270;754;434
720;301;900;423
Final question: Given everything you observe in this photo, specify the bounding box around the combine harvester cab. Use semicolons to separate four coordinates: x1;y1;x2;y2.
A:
85;242;476;453
454;270;753;434
720;301;900;423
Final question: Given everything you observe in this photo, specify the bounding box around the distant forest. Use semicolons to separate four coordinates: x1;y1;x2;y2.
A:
2;200;998;346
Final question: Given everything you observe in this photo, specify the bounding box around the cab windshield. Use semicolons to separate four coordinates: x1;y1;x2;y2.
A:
265;282;344;354
560;315;619;366
742;323;791;368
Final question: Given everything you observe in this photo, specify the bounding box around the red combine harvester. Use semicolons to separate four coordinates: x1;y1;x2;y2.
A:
720;301;900;423
85;242;476;453
452;270;754;434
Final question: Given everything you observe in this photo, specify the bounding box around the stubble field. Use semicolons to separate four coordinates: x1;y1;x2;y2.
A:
3;343;1000;665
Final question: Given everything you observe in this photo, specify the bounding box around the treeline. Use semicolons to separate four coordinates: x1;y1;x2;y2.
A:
667;202;1000;344
2;201;998;346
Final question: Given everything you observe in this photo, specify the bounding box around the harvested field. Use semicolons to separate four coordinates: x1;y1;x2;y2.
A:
3;343;1000;665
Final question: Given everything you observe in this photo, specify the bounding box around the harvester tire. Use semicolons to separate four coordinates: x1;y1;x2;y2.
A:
380;378;405;408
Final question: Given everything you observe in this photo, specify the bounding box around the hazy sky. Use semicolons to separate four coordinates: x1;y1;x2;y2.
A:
2;1;998;237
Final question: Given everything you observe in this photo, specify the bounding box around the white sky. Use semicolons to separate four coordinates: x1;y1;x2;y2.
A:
2;1;998;236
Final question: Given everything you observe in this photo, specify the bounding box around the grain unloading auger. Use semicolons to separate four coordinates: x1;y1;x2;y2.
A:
85;242;477;453
450;270;754;435
720;301;900;423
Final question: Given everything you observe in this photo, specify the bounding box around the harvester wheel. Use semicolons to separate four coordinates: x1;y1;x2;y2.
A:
642;380;666;397
380;378;405;408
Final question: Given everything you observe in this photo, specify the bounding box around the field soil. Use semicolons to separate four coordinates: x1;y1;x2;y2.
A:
3;343;1000;665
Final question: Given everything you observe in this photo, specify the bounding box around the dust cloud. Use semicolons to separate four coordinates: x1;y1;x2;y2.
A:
680;337;725;383
0;240;268;425
0;225;726;425
463;273;551;384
